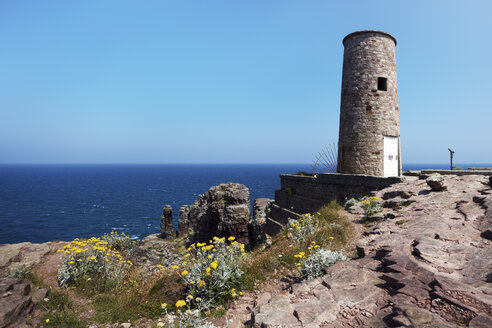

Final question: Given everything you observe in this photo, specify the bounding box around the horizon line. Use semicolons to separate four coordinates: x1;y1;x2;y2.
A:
1;162;491;166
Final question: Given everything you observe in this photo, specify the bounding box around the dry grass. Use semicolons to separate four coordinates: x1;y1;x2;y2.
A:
240;200;355;290
31;200;355;326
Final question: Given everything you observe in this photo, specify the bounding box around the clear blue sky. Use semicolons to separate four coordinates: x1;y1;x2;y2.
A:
1;0;491;164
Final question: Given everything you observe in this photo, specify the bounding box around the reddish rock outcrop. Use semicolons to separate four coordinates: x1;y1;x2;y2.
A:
0;278;48;328
245;175;492;328
160;205;175;239
178;183;251;245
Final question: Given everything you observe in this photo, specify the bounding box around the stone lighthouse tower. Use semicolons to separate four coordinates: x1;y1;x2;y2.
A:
337;30;401;177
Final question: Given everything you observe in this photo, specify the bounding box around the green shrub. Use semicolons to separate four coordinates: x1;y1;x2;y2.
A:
170;236;244;309
8;265;32;279
159;299;220;328
295;243;347;280
343;198;357;209
286;214;317;243
102;231;134;253
40;291;85;327
57;233;134;287
360;197;382;217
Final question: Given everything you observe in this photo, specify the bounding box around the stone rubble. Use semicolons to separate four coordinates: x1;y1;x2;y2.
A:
426;174;447;191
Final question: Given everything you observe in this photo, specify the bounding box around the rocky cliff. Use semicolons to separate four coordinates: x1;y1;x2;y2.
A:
2;174;491;327
243;174;492;327
160;182;252;246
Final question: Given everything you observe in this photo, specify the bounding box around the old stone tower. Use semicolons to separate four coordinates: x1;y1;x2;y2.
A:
337;30;401;177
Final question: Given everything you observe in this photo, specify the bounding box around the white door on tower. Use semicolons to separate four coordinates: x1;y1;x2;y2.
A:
384;136;399;177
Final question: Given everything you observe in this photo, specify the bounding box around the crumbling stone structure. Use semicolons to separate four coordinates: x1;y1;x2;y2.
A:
338;30;401;177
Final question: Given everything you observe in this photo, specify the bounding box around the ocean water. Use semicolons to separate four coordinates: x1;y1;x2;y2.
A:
0;163;488;244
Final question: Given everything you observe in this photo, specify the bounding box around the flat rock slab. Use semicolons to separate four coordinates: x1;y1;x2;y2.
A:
293;300;339;326
247;175;492;328
0;279;34;328
253;294;299;328
0;242;52;273
322;261;385;311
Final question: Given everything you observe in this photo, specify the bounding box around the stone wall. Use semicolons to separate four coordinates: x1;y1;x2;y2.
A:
338;30;401;176
274;173;403;214
420;169;492;177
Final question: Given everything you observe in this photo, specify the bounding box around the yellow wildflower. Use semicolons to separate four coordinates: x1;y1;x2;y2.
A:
181;270;189;276
172;265;179;269
210;261;218;269
228;236;235;241
161;302;167;308
175;300;186;308
199;280;206;287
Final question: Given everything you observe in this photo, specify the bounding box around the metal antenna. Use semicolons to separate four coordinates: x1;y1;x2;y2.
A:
448;148;455;170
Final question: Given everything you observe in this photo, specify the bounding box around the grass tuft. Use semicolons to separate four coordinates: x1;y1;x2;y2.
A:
240;200;354;289
41;291;85;327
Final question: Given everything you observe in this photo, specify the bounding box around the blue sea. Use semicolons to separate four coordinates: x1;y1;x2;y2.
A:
0;163;488;244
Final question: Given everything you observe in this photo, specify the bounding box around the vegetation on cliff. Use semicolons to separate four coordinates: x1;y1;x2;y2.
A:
2;200;354;327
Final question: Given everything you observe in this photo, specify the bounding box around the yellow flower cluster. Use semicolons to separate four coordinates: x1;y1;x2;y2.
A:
360;196;379;205
294;240;322;269
170;236;245;272
175;300;186;308
294;251;306;259
57;234;131;266
57;231;135;286
307;240;321;250
172;236;245;308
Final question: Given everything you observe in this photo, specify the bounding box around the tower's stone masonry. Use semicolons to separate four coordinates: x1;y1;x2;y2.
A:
338;30;401;176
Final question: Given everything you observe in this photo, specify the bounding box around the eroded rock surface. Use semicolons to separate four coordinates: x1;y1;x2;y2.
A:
0;242;54;278
0;278;49;328
160;205;175;239
178;183;251;245
250;198;272;249
247;175;492;327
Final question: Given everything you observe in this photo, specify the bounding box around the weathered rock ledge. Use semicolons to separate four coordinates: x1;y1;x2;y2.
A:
2;174;491;327
160;182;266;248
242;174;492;327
